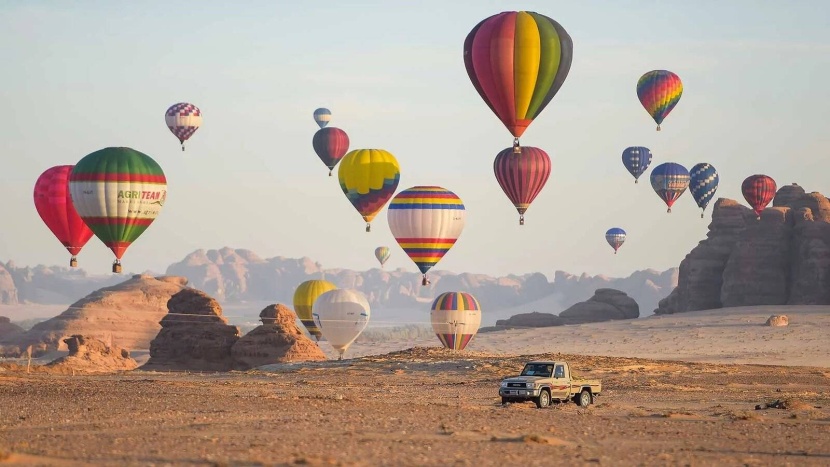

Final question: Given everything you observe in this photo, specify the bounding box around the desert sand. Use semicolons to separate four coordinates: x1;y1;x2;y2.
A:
1;305;829;465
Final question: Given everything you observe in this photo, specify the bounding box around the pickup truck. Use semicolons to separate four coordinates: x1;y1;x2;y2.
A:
499;360;602;408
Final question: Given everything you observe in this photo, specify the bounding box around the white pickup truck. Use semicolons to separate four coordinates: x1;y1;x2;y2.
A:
499;360;602;408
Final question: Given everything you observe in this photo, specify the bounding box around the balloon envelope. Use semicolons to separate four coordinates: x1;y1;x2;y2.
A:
689;163;719;217
463;11;573;143
33;165;94;266
650;162;689;213
165;102;202;150
68;147;167;269
637;70;683;131
312;127;350;176
741;174;777;218
493;146;551;225
387;186;466;285
430;292;482;351
374;246;390;268
312;289;370;358
293;279;337;341
621;146;653;183
605;228;626;254
313;108;331;128
338;149;401;231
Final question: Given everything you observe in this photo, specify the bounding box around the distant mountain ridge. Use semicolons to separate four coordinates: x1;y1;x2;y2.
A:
0;248;678;320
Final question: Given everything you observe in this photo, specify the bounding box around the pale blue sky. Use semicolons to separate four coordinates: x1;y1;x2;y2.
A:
2;1;828;279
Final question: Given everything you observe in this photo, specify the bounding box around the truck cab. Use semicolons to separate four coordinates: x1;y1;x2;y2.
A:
499;360;602;408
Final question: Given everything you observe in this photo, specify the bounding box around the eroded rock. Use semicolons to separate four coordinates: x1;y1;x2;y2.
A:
231;304;325;369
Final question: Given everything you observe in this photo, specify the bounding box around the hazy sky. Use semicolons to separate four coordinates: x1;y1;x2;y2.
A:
2;1;829;279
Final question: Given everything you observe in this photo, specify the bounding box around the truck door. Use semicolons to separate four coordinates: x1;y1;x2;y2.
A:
550;364;569;400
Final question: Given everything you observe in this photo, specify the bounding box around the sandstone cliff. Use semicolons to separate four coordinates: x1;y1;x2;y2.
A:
655;184;830;314
230;304;326;369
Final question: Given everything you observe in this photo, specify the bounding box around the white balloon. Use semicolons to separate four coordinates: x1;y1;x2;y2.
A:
312;289;370;359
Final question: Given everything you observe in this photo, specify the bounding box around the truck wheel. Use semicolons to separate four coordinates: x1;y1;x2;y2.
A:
501;397;509;405
577;389;592;408
535;390;551;408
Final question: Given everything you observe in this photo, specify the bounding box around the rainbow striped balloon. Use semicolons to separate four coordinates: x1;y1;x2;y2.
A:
636;70;683;131
430;292;482;351
387;186;466;286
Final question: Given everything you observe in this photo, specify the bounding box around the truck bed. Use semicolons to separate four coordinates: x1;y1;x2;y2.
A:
571;378;602;394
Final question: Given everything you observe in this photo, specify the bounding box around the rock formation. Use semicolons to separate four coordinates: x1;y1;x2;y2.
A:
142;289;240;371
559;289;639;324
656;184;830;314
0;261;124;305
0;264;18;304
0;317;24;341
46;335;137;373
494;311;564;329
765;315;789;327
230;304;326;369
0;275;189;357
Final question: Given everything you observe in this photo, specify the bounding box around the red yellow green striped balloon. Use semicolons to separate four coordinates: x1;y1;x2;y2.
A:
430;292;482;351
68;147;167;272
636;70;683;131
464;11;573;151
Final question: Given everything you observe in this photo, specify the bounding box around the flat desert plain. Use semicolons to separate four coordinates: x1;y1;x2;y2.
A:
1;305;829;466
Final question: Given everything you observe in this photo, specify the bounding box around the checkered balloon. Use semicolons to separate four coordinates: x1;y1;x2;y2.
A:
689;163;719;218
165;102;202;151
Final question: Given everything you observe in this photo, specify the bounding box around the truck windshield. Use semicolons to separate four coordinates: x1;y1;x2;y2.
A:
521;364;553;377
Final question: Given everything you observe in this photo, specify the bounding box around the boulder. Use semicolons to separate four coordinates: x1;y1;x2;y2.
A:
765;315;789;327
46;335;137;373
231;304;326;369
142;289;240;372
559;289;639;324
495;311;564;328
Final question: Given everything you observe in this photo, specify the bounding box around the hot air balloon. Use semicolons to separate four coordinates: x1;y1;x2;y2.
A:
312;288;370;360
33;165;94;267
313;108;331;128
621;146;653;184
605;228;626;254
312;127;350;176
650;162;689;213
293;279;337;341
68;147;167;273
374;246;390;268
430;292;482;351
165;102;202;151
388;186;466;286
464;11;573;153
338;149;400;232
637;70;683;131
742;175;777;219
689;163;719;218
493;146;551;225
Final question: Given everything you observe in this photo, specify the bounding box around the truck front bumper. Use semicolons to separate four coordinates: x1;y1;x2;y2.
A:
499;388;539;398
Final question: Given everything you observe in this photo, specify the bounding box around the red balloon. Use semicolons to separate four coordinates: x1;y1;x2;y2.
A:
312;127;350;176
33;165;94;267
493;146;552;225
741;174;777;218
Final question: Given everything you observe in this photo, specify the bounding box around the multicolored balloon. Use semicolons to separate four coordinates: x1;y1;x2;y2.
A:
293;279;337;341
312;288;370;360
374;246;390;268
387;186;466;286
493;146;552;225
338;149;401;232
312;127;350;176
605;228;626;254
742;174;777;219
621;146;653;184
33;165;94;267
430;292;482;351
313;108;331;129
165;102;202;151
68;147;167;273
637;70;682;131
650;162;690;213
689;163;720;218
464;11;573;152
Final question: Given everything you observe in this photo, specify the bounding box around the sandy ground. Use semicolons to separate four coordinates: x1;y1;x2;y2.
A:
0;305;828;465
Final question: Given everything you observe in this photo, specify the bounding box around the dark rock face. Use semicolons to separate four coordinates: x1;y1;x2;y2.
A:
656;184;830;314
558;289;639;324
495;311;564;328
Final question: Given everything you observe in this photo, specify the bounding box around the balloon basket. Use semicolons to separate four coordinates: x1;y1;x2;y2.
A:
701;212;704;219
519;216;524;226
328;170;332;177
70;257;78;268
635;179;638;184
365;223;371;232
421;275;430;286
112;262;122;274
656;125;661;132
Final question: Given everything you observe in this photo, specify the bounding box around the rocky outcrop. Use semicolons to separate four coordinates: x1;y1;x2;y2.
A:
142;289;240;371
0;317;24;341
765;315;789;327
559;289;639;324
230;304;326;369
0;264;18;304
46;335;137;373
0;275;189;357
656;184;830;314
494;312;564;328
0;261;124;305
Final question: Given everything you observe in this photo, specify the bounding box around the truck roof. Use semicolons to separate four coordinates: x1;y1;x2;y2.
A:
525;361;564;365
